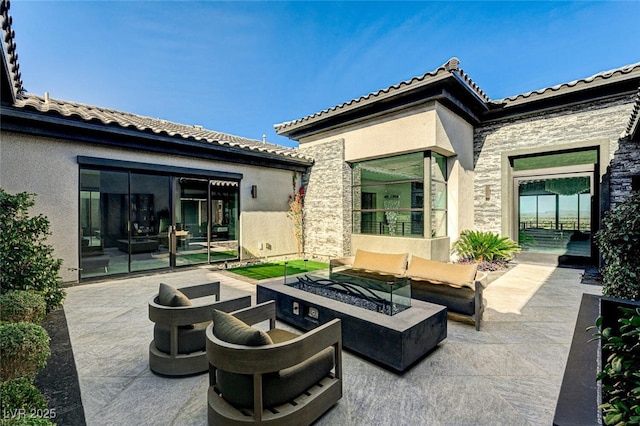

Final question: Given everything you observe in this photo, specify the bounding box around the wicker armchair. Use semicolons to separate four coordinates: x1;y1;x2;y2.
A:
148;281;251;376
206;300;342;425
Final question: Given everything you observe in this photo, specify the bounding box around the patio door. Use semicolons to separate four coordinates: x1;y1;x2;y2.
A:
172;177;239;267
514;168;595;264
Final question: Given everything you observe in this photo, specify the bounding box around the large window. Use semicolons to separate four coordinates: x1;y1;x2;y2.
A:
352;152;447;238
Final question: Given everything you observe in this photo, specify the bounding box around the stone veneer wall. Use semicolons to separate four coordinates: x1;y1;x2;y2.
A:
299;139;352;259
473;96;636;235
609;135;640;206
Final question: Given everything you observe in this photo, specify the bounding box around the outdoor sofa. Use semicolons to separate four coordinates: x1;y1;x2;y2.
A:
330;249;487;330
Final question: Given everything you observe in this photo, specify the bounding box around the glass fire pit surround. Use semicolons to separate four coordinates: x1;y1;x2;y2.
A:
283;263;411;316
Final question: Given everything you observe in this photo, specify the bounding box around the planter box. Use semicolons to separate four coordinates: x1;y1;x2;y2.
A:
554;294;640;426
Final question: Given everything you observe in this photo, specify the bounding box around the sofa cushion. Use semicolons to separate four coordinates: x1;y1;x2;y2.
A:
352;249;408;276
406;256;477;289
411;281;476;316
158;283;192;307
212;309;273;346
153;321;208;354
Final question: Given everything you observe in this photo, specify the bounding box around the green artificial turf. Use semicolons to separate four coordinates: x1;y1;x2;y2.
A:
228;259;328;280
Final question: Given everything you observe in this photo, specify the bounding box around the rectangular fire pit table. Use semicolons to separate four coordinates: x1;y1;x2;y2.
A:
256;271;447;373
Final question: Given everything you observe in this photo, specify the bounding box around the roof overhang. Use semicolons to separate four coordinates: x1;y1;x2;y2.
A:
275;71;489;141
484;64;640;122
0;105;312;172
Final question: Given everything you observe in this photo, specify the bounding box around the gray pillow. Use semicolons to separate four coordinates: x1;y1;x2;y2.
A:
212;309;273;346
158;283;192;307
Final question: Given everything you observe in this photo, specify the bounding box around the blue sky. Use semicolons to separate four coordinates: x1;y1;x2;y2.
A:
10;1;640;148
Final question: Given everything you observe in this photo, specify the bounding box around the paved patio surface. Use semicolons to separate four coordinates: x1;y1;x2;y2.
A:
62;263;601;425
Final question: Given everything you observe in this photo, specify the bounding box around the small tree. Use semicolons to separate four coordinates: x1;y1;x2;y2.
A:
595;193;640;301
0;189;65;312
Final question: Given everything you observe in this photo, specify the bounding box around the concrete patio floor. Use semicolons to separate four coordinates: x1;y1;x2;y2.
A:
63;263;602;425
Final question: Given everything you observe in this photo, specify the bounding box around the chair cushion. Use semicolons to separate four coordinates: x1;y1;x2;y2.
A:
266;328;300;343
411;280;476;316
211;309;273;346
352;249;408;276
153;321;208;354
158;283;192;307
407;256;477;289
217;346;335;408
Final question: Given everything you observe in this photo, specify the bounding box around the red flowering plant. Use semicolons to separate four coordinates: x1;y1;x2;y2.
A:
288;186;305;257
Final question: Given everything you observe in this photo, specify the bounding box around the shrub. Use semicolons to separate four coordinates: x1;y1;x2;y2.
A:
0;189;65;312
452;230;521;262
595;193;640;301
589;306;640;425
0;291;47;323
0;377;47;412
0;322;50;382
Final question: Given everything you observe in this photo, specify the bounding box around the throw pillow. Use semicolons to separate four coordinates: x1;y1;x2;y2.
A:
212;309;273;346
406;256;477;289
352;249;408;276
158;283;192;307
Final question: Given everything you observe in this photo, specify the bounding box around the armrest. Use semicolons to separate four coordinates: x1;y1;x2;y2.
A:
180;282;220;299
330;256;355;273
474;271;488;290
231;300;276;329
207;318;342;374
149;294;249;326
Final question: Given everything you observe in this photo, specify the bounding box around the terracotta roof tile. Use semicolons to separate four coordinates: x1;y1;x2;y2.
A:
15;94;313;162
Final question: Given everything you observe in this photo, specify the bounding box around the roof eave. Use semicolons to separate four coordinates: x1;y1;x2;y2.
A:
0;105;313;171
483;71;640;122
276;73;488;141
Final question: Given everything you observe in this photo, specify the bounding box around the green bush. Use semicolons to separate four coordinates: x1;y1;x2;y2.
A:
0;291;47;324
0;190;65;312
451;230;521;262
0;377;47;412
0;322;50;382
0;378;55;425
0;418;56;426
589;307;640;425
595;193;640;301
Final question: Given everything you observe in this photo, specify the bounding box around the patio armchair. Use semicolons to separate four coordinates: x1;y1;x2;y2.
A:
206;300;343;425
148;282;251;376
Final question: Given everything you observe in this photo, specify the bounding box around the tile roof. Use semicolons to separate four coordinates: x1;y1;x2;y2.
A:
1;0;24;100
496;62;640;106
624;85;640;140
0;0;310;164
276;59;640;136
14;94;313;162
274;57;489;134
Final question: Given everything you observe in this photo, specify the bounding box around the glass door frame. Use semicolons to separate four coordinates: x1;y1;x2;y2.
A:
513;164;596;262
170;176;241;268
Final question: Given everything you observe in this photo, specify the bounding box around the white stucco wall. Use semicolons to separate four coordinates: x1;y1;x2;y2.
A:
0;131;299;282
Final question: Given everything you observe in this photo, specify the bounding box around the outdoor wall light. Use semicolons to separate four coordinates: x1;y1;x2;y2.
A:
485;185;491;201
251;185;258;198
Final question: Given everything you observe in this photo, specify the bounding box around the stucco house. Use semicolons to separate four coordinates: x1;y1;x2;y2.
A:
2;0;639;285
275;58;640;266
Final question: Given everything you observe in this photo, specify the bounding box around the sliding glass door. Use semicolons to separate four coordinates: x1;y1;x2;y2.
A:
516;173;593;261
80;167;239;280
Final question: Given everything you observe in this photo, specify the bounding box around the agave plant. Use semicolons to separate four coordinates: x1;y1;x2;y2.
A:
452;230;521;262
